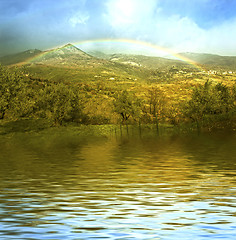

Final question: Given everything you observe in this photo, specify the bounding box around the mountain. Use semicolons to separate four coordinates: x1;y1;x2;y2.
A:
2;44;236;84
2;44;236;71
0;49;42;65
43;43;91;58
179;52;236;70
0;44;92;66
29;43;92;66
5;44;151;82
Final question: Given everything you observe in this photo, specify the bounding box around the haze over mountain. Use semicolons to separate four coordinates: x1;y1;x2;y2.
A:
0;44;94;66
0;49;42;66
2;43;236;73
180;52;236;69
0;43;187;69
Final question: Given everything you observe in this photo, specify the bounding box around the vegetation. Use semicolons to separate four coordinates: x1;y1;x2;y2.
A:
0;65;84;125
35;83;83;125
0;66;26;119
113;90;142;124
1;61;236;133
184;80;236;129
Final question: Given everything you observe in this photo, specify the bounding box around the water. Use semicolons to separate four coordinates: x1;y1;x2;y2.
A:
0;131;235;239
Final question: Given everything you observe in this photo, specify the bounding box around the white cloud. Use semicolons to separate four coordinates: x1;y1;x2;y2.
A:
103;0;236;55
1;0;236;56
205;17;236;55
164;16;236;55
153;15;206;52
105;0;159;30
69;12;90;27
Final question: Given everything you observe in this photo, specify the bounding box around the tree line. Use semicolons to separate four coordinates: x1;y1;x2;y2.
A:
1;65;236;130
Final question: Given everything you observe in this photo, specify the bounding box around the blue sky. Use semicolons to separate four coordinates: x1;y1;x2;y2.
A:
1;0;236;56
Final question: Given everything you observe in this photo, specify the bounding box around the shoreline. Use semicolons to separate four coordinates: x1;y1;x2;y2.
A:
1;118;235;138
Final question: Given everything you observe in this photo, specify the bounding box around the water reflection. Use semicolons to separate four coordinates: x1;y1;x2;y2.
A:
0;132;235;239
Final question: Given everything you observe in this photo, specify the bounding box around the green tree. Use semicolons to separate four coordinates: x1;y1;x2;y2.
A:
113;90;142;124
0;65;26;119
11;83;37;118
184;80;235;129
37;83;83;125
185;81;214;123
145;87;166;128
214;82;234;114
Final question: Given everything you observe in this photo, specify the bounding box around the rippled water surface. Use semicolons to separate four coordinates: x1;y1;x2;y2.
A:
0;131;236;239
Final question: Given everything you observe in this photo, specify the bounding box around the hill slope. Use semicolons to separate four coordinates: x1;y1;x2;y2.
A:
106;53;192;70
2;44;236;85
29;43;92;66
180;52;236;70
0;49;42;65
12;44;152;82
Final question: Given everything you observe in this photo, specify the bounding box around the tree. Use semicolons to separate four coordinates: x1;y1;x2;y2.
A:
0;65;26;119
113;90;142;124
145;87;166;128
37;83;83;125
185;81;214;123
214;82;234;114
184;80;235;129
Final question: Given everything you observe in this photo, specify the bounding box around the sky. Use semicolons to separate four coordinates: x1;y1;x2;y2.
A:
1;0;236;57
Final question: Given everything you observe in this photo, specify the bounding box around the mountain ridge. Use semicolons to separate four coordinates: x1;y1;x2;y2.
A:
0;49;42;65
179;52;236;69
1;44;236;70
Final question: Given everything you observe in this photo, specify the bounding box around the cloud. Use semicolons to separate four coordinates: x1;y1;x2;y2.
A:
0;0;236;56
153;15;206;52
152;13;236;55
105;0;158;26
104;0;160;36
103;0;205;53
205;16;236;55
69;12;90;27
0;0;93;55
103;0;236;55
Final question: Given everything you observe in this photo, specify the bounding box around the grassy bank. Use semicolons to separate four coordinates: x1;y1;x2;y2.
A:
1;118;230;139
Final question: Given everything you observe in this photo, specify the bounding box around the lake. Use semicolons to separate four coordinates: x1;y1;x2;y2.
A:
0;129;235;239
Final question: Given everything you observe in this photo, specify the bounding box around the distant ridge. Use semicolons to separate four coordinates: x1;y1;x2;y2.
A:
0;49;42;65
0;44;92;66
179;52;236;69
1;44;236;70
88;50;109;59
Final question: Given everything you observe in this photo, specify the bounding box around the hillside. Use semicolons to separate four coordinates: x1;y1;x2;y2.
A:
90;51;236;71
1;44;236;85
17;44;152;83
180;52;236;70
0;49;42;66
106;53;194;70
2;44;236;71
30;43;92;66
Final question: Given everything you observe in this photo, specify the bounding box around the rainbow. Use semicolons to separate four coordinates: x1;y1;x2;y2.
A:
26;38;203;71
